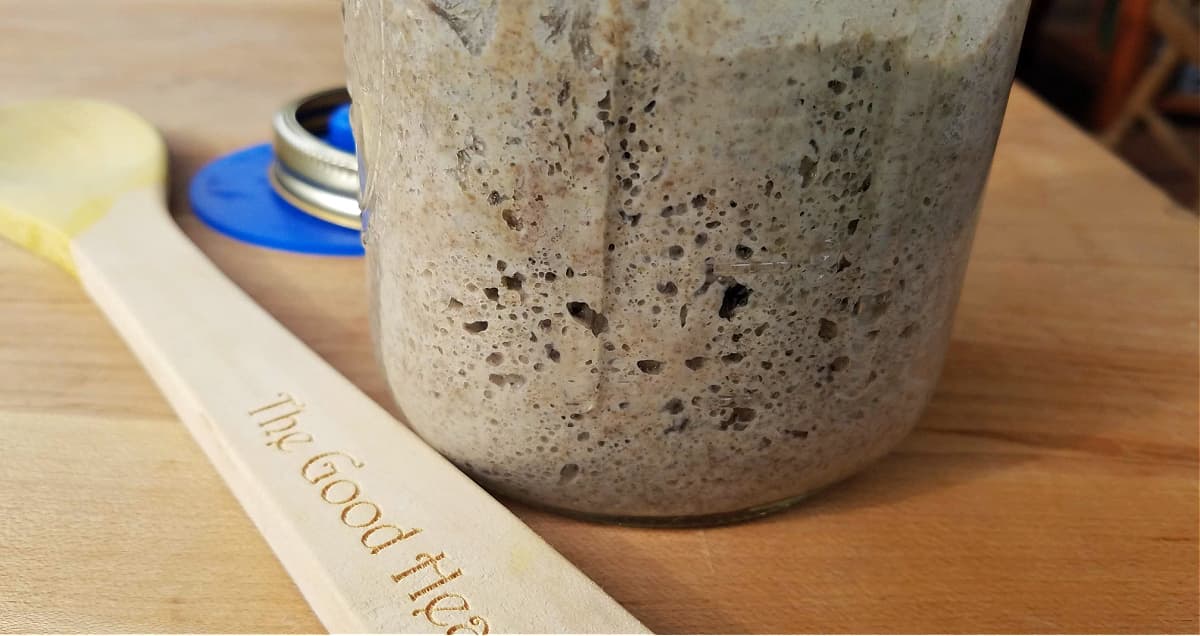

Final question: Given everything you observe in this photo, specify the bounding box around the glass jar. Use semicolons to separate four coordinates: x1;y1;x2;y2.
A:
344;0;1030;524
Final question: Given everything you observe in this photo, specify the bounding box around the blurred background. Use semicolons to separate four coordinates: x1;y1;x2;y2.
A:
1020;0;1200;209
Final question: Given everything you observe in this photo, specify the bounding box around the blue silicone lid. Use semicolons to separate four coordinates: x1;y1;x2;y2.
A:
326;103;356;153
188;102;363;256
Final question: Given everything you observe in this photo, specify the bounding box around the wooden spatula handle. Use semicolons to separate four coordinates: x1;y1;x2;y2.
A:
69;188;648;634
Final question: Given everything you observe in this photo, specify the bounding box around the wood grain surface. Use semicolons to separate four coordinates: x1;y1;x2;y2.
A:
1;1;1197;633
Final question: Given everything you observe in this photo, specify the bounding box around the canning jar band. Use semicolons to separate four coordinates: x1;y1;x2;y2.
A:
271;87;362;230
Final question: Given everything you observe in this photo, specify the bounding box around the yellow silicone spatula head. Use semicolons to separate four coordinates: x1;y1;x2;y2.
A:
0;99;166;273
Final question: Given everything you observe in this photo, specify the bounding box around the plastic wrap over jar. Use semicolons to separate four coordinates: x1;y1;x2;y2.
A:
344;0;1031;523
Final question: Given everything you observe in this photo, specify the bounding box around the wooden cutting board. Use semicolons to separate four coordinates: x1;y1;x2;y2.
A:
0;1;1196;632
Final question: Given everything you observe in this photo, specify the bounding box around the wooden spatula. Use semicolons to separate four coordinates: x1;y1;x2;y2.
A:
0;98;649;634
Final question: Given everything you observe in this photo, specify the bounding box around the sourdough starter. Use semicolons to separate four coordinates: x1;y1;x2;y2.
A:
344;0;1029;520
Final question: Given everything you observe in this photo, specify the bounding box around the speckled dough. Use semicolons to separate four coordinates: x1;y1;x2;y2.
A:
344;0;1030;519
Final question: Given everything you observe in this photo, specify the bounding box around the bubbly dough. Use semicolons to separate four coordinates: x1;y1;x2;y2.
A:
345;0;1029;519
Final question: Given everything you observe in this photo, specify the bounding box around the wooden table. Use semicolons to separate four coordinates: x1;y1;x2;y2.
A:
1;2;1196;633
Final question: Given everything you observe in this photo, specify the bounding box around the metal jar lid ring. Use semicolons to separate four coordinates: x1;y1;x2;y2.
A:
270;87;361;230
